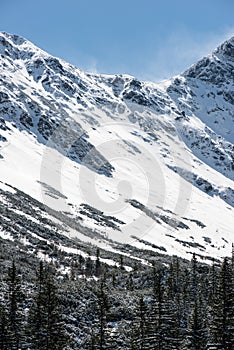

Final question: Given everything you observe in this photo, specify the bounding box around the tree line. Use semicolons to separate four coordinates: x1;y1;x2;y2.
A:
0;261;68;350
0;248;233;350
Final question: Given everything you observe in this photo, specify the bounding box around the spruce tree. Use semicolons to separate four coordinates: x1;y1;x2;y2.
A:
207;256;234;350
130;296;148;350
0;303;8;350
95;249;101;277
5;261;25;350
86;254;93;277
221;257;234;350
28;262;68;350
190;253;199;302
93;279;109;350
28;261;46;349
184;297;206;350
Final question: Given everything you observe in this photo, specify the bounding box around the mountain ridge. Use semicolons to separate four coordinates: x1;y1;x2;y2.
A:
0;32;233;264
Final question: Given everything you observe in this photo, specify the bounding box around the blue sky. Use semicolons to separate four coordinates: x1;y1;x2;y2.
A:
1;0;233;81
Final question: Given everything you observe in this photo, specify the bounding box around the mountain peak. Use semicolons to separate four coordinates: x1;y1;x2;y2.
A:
214;36;234;62
182;36;234;85
0;31;49;62
0;31;233;262
0;31;26;45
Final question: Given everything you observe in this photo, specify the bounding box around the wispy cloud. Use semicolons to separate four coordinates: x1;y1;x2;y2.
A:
83;57;99;74
59;48;100;75
143;28;234;83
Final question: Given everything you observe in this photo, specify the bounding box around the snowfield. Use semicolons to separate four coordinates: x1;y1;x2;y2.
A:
0;32;233;263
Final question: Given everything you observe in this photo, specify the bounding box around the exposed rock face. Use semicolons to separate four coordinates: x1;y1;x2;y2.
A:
0;32;233;261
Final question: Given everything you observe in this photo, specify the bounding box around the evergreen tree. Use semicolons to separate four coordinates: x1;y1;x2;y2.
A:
28;262;68;350
130;296;148;350
28;261;46;349
5;261;25;350
0;303;8;350
95;249;102;277
190;253;199;302
207;256;234;350
93;279;109;350
86;254;93;277
208;259;219;302
184;297;206;350
78;254;85;275
220;257;234;350
120;256;124;271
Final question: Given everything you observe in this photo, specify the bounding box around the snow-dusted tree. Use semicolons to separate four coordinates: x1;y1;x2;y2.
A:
206;255;234;350
0;302;8;350
183;297;207;350
190;253;199;302
91;279;110;350
28;262;68;350
130;296;148;350
95;249;102;277
5;261;25;350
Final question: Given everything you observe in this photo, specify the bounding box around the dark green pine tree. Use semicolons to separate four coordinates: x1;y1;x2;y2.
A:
85;254;93;277
159;288;182;349
220;257;234;350
130;296;148;350
78;254;85;275
94;279;109;350
120;255;124;271
206;260;223;350
229;245;234;347
0;302;8;350
28;261;46;349
183;297;207;350
179;266;191;333
5;261;25;350
167;259;178;299
144;295;162;350
131;266;181;350
159;260;182;348
190;253;199;302
129;268;180;350
208;259;219;303
148;267;164;350
207;254;234;350
28;262;68;350
166;258;184;349
149;266;182;350
95;249;102;277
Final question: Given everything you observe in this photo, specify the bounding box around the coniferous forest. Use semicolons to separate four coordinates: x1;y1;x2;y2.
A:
0;248;233;350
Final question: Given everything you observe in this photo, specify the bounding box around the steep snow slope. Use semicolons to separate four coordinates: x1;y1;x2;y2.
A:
168;38;234;180
0;32;233;262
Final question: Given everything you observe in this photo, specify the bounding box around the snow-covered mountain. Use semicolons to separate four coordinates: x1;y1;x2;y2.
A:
0;32;233;265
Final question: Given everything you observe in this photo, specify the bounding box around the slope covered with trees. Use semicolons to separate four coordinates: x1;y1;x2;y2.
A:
0;248;233;349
